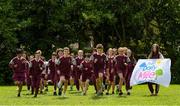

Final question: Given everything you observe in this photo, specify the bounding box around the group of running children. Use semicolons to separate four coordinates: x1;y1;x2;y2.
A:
9;43;163;98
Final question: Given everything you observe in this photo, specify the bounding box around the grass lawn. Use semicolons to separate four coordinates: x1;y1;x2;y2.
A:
0;85;179;105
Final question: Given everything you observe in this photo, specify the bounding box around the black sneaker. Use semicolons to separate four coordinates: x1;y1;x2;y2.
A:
58;88;62;96
116;89;119;94
45;88;48;92
96;92;101;96
34;94;37;97
40;91;43;94
127;92;130;95
106;92;109;95
53;92;57;96
82;92;86;96
119;90;123;96
100;92;103;96
17;93;20;97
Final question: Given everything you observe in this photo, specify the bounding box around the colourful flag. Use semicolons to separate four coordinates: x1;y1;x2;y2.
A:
130;59;171;87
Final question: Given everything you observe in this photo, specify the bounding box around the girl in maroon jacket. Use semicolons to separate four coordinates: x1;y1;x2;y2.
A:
47;52;58;95
55;48;64;83
21;51;31;93
147;44;164;96
74;50;84;91
114;47;128;96
90;44;107;96
29;50;45;97
106;48;116;95
125;49;136;95
57;47;76;97
9;48;25;97
80;53;93;95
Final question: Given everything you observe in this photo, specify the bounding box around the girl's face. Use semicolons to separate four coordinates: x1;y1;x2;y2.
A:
35;53;40;59
113;48;117;55
22;53;26;58
97;49;103;54
118;48;124;55
108;49;113;56
152;46;157;53
123;47;128;55
85;57;90;62
64;50;69;56
78;51;83;57
58;51;63;57
52;55;56;60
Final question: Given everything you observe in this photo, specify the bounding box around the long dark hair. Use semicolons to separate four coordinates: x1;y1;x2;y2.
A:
148;44;160;59
130;52;136;63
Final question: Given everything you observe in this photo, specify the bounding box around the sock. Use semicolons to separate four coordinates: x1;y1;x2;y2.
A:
58;81;63;89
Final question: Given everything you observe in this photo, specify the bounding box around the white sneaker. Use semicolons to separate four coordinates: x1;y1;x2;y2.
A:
57;82;61;88
62;93;67;97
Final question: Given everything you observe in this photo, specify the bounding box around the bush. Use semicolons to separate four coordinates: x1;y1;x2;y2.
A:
171;54;180;84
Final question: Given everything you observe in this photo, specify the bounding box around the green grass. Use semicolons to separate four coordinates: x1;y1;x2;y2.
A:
0;85;180;105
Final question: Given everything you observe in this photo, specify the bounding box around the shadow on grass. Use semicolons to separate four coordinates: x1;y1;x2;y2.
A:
68;91;82;94
90;95;106;100
56;96;69;100
116;95;127;98
142;95;161;97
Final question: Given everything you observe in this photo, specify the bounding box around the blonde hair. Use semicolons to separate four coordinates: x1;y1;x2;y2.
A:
63;47;70;51
78;50;83;53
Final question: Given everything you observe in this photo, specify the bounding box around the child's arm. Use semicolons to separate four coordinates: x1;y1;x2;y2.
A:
124;56;129;66
29;61;32;78
71;57;77;71
9;58;17;70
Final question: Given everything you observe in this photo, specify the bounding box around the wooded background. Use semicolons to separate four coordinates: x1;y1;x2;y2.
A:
0;0;179;85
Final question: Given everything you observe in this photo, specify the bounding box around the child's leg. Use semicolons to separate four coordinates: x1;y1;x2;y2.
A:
39;78;44;93
111;81;115;94
31;78;34;95
82;81;85;93
15;81;21;97
155;84;159;95
96;78;100;93
34;78;41;97
26;76;31;91
75;76;80;91
79;75;83;91
106;80;111;94
58;76;65;89
44;79;48;91
148;82;154;95
19;81;23;95
125;72;130;91
70;76;74;91
63;80;68;96
118;73;124;95
53;79;57;95
98;72;103;93
92;75;97;93
58;76;65;95
84;79;90;94
126;71;132;95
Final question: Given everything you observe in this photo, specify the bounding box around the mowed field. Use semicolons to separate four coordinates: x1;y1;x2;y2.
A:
0;85;180;105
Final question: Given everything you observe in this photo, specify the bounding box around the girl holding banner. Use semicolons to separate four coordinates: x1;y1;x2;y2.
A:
147;44;164;96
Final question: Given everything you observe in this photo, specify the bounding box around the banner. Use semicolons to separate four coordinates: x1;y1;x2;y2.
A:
130;59;171;87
